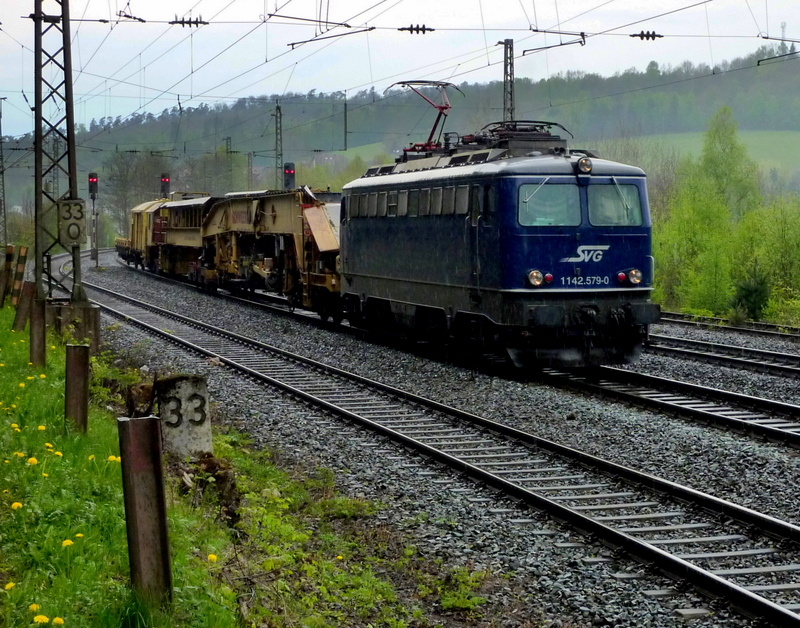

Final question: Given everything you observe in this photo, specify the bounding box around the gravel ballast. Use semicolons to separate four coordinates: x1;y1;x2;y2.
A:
87;256;799;627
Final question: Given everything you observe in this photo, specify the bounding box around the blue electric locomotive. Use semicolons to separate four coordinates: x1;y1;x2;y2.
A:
339;118;660;367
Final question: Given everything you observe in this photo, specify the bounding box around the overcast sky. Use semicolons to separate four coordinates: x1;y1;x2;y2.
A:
0;0;795;138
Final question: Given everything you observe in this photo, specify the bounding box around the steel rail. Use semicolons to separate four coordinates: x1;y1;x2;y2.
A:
75;279;800;626
660;312;800;340
647;334;800;377
535;367;800;448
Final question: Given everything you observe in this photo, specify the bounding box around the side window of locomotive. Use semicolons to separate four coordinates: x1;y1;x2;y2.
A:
367;192;378;217
518;183;580;226
408;189;420;217
469;185;482;227
419;188;431;216
341;197;348;223
430;188;443;215
455;185;470;215
587;184;643;226
377;192;388;217
398;190;409;216
387;190;398;217
442;187;455;215
357;194;367;218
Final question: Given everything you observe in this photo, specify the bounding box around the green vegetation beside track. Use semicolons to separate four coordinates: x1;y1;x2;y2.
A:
0;306;496;627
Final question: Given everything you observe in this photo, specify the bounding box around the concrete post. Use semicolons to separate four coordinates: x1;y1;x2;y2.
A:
65;344;89;433
156;375;213;459
117;416;172;605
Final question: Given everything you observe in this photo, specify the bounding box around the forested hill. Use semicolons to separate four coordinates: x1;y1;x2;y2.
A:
69;42;797;156
2;43;798;215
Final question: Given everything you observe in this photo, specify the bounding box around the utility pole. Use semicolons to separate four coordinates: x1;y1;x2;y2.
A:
31;0;97;365
247;152;253;190
0;97;7;247
274;104;282;189
225;136;233;192
499;39;515;121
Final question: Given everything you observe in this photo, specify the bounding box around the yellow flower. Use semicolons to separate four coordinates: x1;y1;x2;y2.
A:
336;555;343;560
107;455;117;462
29;603;40;611
50;346;55;349
39;374;46;379
88;455;95;461
45;443;53;448
9;502;22;511
61;539;73;547
37;425;46;431
14;452;24;457
14;428;20;433
27;457;38;465
207;554;217;563
53;619;64;625
4;582;15;590
75;533;84;538
10;423;18;428
33;616;49;624
54;452;63;458
0;363;4;366
42;473;49;477
27;376;34;380
18;383;24;388
116;456;122;462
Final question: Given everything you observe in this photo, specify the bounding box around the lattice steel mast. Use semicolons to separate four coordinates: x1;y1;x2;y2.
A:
500;39;515;121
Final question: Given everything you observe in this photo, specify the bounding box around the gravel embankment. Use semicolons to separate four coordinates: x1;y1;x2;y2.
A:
87;255;799;627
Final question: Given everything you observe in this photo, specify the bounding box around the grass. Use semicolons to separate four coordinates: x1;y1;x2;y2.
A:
0;304;495;627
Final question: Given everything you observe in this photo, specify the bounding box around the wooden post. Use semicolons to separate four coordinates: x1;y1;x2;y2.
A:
65;344;89;433
10;245;27;306
12;281;34;331
0;244;13;306
117;416;172;605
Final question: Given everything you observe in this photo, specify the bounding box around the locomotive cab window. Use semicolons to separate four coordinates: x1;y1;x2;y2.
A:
588;183;643;226
518;182;580;227
387;191;398;217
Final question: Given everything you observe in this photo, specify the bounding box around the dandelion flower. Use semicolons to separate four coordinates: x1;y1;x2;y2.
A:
10;502;22;510
116;456;122;462
207;554;217;563
27;376;34;381
54;452;63;458
27;457;38;465
14;428;20;433
29;603;40;611
61;539;73;548
336;555;343;560
3;582;15;590
42;473;49;478
88;455;95;461
18;383;25;388
51;345;55;349
33;615;49;624
14;452;24;457
0;363;4;366
45;443;53;448
10;423;18;428
39;374;46;379
53;619;64;625
107;455;116;462
37;425;46;431
74;533;83;538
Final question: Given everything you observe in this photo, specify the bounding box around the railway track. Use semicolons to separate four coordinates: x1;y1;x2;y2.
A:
74;277;800;626
660;311;800;341
647;334;800;378
538;367;800;449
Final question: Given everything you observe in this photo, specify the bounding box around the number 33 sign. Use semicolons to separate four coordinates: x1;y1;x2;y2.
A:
157;376;213;458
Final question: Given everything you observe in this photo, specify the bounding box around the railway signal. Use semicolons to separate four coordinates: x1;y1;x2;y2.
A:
88;172;98;199
283;163;295;190
160;173;170;198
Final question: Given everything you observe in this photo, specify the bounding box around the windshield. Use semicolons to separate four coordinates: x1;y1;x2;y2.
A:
518;182;580;226
587;183;643;226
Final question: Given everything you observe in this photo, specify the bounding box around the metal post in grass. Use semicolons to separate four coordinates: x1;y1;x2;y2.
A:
9;245;27;306
12;281;34;331
0;244;13;306
117;416;173;605
65;344;89;433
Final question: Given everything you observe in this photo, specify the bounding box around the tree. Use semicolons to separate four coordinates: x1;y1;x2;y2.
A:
698;107;761;220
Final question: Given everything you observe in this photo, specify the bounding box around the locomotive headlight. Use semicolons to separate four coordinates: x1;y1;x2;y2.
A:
577;157;592;174
628;269;643;284
528;270;545;286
